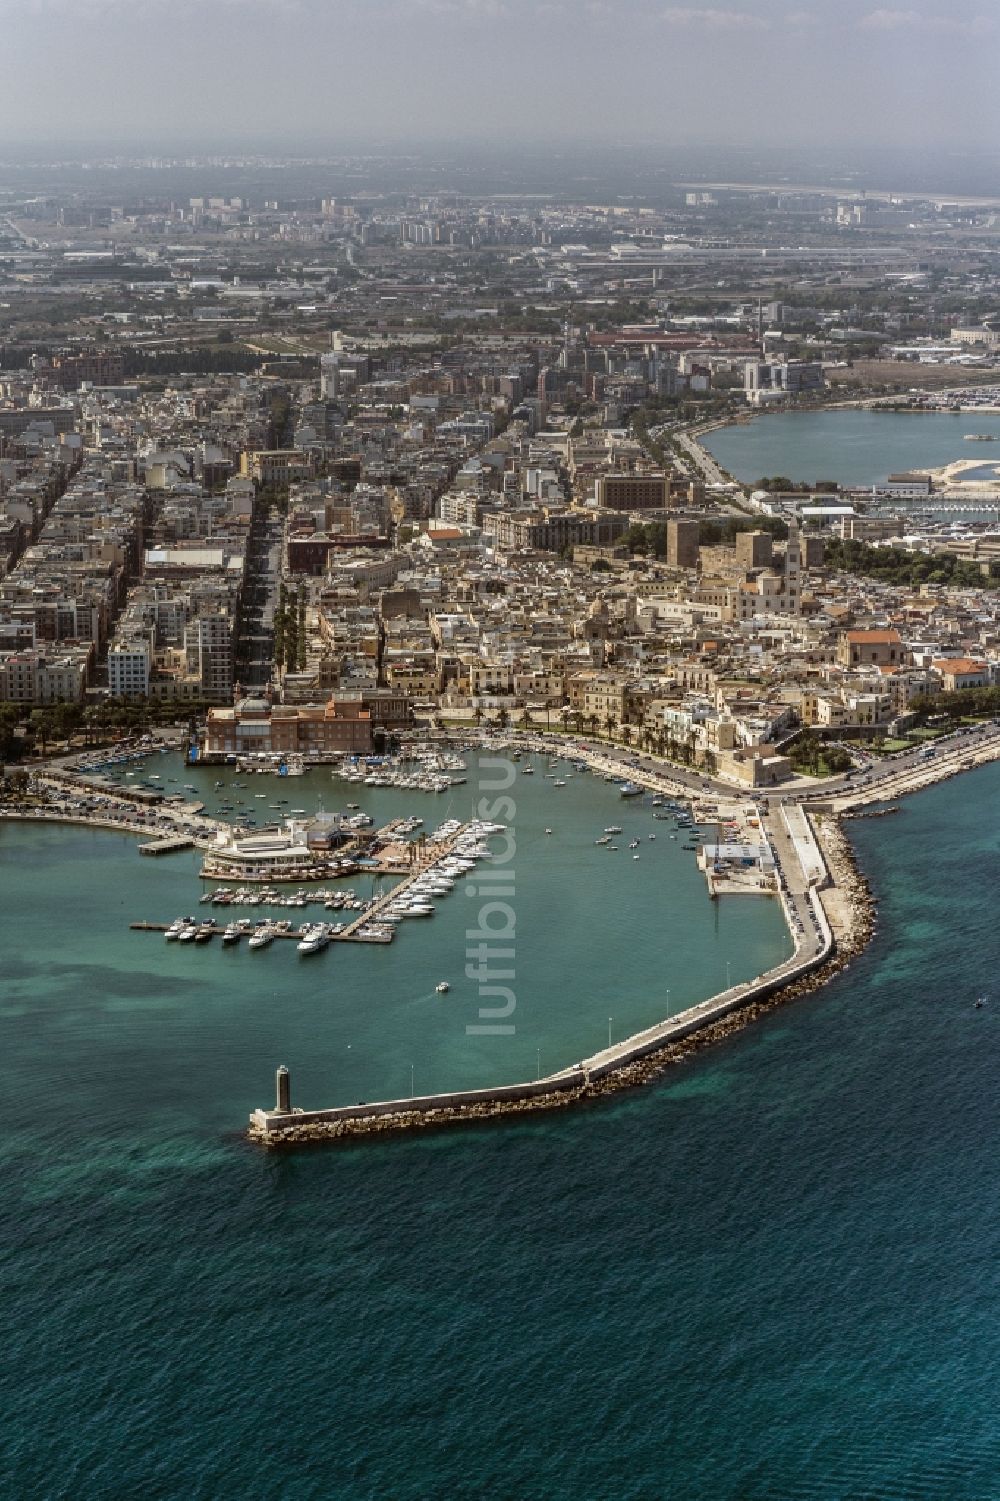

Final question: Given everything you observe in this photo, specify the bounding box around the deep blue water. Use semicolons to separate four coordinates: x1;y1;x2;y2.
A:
2;765;999;1498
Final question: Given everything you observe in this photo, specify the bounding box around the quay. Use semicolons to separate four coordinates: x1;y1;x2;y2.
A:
139;836;194;856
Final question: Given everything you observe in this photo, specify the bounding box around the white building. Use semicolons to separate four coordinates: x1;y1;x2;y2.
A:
108;638;152;698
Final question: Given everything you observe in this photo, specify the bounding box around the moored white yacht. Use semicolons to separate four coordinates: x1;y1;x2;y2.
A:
297;923;330;954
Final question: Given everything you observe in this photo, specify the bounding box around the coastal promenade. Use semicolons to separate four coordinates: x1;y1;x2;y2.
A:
675;420;738;491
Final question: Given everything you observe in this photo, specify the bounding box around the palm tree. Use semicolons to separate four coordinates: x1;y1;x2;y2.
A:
622;726;632;748
604;714;617;742
588;713;599;738
29;709;53;756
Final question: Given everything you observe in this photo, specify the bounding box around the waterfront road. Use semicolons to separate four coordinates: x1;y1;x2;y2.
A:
763;807;825;961
511;720;1000;813
675;425;734;491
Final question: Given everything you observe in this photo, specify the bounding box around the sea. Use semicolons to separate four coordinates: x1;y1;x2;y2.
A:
2;754;998;1498
702;408;1000;489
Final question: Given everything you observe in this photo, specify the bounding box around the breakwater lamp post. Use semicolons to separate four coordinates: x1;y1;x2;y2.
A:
410;1062;414;1098
608;1016;613;1049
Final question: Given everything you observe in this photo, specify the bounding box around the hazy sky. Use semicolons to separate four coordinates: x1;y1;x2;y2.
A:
1;0;996;152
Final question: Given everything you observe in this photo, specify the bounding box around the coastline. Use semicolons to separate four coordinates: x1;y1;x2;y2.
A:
247;728;886;1147
3;729;993;1148
244;724;1000;1146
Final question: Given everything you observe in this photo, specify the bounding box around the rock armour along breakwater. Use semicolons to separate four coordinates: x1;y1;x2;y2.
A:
247;817;876;1149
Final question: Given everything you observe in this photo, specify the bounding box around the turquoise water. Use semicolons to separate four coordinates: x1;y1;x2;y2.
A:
22;751;787;1109
3;762;998;1497
702;408;1000;487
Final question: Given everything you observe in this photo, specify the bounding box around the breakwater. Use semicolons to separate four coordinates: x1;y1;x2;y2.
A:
248;814;876;1148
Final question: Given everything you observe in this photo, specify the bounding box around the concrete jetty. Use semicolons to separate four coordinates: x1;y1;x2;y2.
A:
139;836;195;856
336;823;474;937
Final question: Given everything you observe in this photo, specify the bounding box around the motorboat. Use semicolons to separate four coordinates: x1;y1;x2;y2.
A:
297;924;330;954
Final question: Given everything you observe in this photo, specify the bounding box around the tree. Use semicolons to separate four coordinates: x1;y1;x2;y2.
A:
29;708;57;756
0;703;21;760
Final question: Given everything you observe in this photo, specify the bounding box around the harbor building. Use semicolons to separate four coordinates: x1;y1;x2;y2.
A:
202;816;354;882
203;695;375;759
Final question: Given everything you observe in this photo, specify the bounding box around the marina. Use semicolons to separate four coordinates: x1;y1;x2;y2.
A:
131;817;504;947
0;746;791;1106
